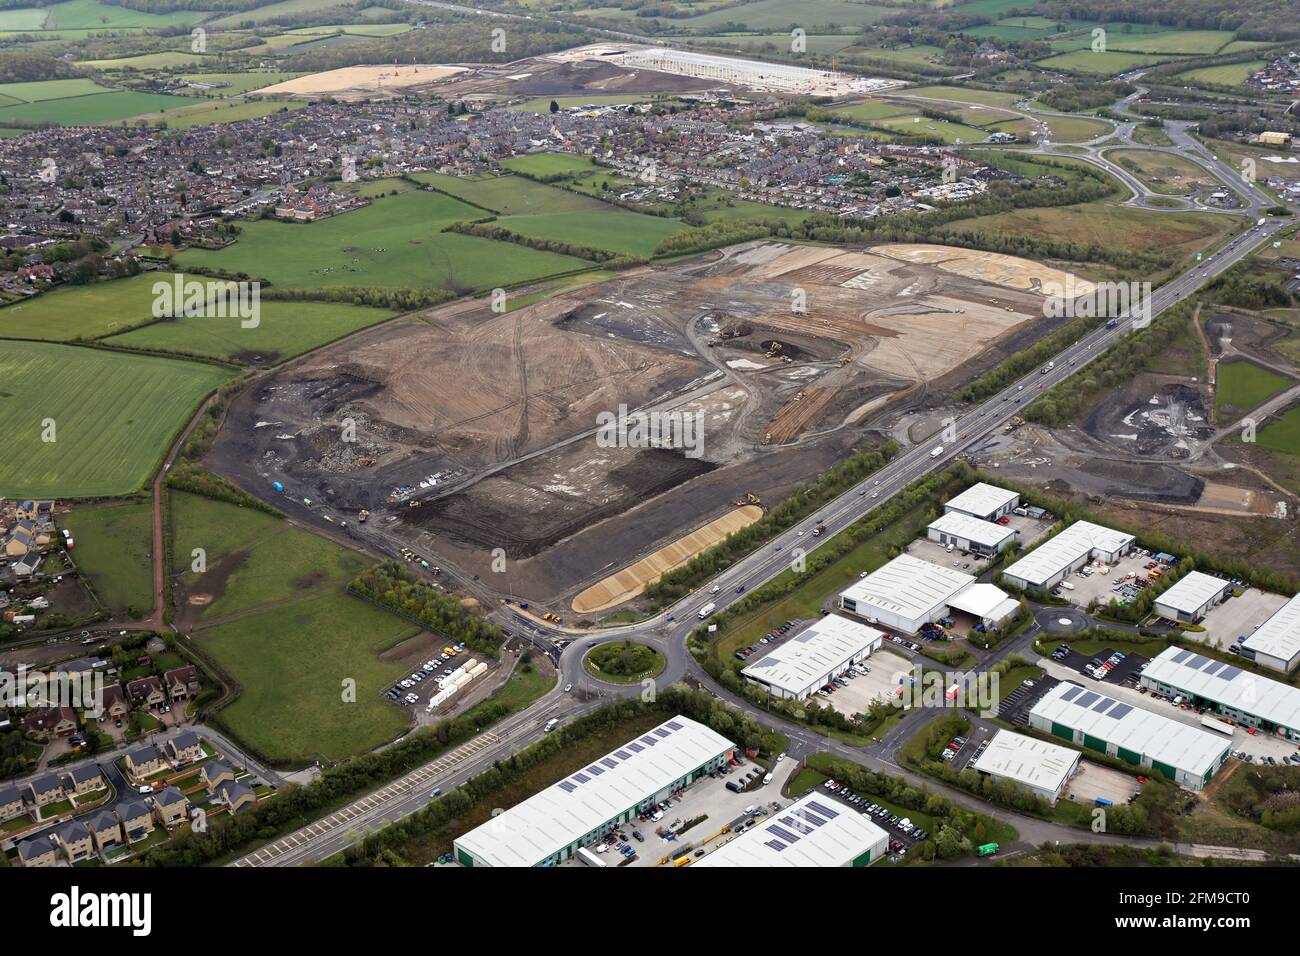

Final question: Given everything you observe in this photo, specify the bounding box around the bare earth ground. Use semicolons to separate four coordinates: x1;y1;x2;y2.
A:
208;241;1094;607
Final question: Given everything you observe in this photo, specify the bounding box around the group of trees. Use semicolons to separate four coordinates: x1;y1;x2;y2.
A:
444;219;639;266
262;285;455;312
652;220;769;258
349;561;504;658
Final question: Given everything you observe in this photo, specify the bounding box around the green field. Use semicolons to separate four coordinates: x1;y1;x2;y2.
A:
671;0;891;29
1036;50;1164;75
81;51;215;70
1044;114;1113;143
63;500;154;613
175;190;588;291
942;203;1236;261
873;114;988;143
206;0;383;27
0;274;173;340
496;208;687;258
902;85;1022;108
1258;405;1300;456
499;152;604;179
198;592;413;763
107;294;395;364
830;101;910;123
0;90;202;125
1174;61;1267;87
0;0;199;31
412;171;595;215
1108;148;1217;194
0;78;112;102
1215;360;1293;415
0;341;232;498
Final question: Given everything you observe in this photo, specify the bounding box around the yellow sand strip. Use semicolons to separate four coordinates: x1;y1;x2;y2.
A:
572;506;763;614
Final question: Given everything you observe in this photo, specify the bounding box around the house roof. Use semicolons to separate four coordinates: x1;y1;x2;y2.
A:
203;760;232;780
0;784;23;805
54;819;90;842
155;785;187;807
30;772;64;793
171;730;201;751
126;744;163;765
17;836;55;860
66;763;103;784
117;799;150;821
87;810;120;833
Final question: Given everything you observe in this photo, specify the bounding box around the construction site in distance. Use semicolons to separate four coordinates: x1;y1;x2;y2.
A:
209;240;1091;614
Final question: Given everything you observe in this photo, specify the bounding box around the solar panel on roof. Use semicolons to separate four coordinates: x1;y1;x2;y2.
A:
558;781;576;793
800;811;827;827
1172;649;1193;664
780;815;815;836
764;840;786;852
795;631;816;643
654;728;670;738
1188;654;1209;669
615;750;632;760
1076;692;1099;708
601;758;618;769
640;736;657;746
586;765;604;776
1220;666;1242;680
1092;698;1113;712
666;721;683;731
1109;703;1133;719
767;825;800;843
1061;685;1082;700
1202;661;1224;676
573;772;589;784
627;742;643;753
807;800;838;819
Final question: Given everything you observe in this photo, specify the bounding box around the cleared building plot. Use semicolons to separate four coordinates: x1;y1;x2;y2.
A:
1000;521;1135;592
1238;593;1300;673
1030;682;1231;790
942;481;1021;521
452;715;733;867
1141;647;1300;742
1152;571;1232;624
927;510;1017;556
741;615;884;700
694;791;889;867
257;64;466;99
969;729;1080;804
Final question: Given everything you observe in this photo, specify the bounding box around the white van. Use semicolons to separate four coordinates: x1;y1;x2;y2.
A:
544;718;560;733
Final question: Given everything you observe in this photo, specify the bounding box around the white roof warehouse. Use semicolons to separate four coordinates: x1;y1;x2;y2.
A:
927;511;1017;555
1152;571;1232;624
942;482;1020;521
1029;682;1231;790
969;729;1080;804
452;716;734;867
742;615;884;700
1140;646;1300;742
1239;593;1300;673
838;553;973;634
694;791;889;867
1000;521;1135;591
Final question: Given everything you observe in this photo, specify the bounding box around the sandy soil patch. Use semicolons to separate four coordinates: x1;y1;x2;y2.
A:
259;64;466;98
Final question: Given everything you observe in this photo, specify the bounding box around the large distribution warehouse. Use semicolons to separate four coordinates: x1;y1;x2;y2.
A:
943;482;1020;521
1140;646;1300;742
741;615;884;700
1000;521;1135;591
1152;571;1232;624
926;511;1017;556
1237;593;1300;673
969;729;1081;805
694;791;889;867
1029;682;1231;790
452;716;734;867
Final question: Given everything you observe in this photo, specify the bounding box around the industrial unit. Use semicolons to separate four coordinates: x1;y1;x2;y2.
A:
839;553;1017;634
1140;647;1300;742
1237;593;1300;673
942;482;1020;521
1029;682;1231;790
1152;571;1233;624
741;615;884;700
927;511;1017;556
839;553;974;633
969;729;1081;804
452;716;734;867
1000;521;1135;591
694;792;889;867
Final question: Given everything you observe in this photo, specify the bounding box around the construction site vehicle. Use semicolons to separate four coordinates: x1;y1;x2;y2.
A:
811;524;827;537
761;433;771;446
358;510;369;523
408;500;421;508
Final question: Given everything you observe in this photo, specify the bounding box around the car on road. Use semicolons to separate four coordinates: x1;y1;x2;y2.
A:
564;683;573;693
